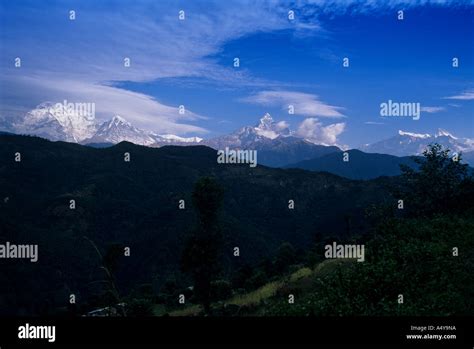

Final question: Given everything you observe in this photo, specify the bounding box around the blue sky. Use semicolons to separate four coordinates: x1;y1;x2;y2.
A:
0;0;473;147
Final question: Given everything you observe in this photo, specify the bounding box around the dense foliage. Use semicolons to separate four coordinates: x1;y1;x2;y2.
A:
1;135;471;316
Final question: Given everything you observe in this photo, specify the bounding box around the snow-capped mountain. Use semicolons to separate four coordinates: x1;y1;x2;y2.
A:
360;129;474;156
10;102;97;143
82;115;157;146
254;112;291;139
85;117;203;146
156;134;203;144
82;116;204;146
204;113;341;167
204;113;291;149
2;103;203;147
397;130;431;139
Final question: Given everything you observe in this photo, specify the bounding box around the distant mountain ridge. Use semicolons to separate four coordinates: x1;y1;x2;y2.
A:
84;115;157;145
360;129;474;158
286;149;420;180
203;113;341;167
1;103;203;147
3;104;473;169
1;107;341;167
204;113;291;149
9;102;97;143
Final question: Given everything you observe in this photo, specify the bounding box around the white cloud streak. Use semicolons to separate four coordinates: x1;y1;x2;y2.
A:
421;106;446;113
0;1;301;134
242;90;345;118
1;0;470;134
443;89;474;100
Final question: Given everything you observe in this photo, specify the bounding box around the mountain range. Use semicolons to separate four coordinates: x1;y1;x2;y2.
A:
1;106;342;167
2;103;473;174
360;129;474;157
0;103;202;147
203;113;341;167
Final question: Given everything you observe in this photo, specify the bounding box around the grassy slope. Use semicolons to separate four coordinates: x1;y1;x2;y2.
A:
166;259;354;316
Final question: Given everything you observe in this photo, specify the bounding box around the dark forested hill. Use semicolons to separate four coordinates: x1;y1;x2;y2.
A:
0;134;394;315
285;149;419;180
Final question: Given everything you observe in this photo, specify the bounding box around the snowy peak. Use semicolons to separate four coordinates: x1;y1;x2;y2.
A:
398;130;431;139
13;102;97;142
3;104;205;147
257;113;274;130
254;113;290;139
398;128;459;140
398;128;458;139
436;128;458;139
157;134;203;143
109;115;132;128
362;129;474;156
86;115;156;146
205;113;298;150
89;115;202;146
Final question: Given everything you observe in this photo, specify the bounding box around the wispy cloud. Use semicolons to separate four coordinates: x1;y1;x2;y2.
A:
443;89;474;100
1;0;471;134
298;0;473;16
0;1;303;134
364;121;385;125
242;90;345;118
421;106;446;113
1;75;208;135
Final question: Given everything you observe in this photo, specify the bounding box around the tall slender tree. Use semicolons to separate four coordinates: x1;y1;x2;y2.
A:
181;177;224;314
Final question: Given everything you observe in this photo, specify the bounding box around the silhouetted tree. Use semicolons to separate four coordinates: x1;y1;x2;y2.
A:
181;177;224;314
278;146;474;316
396;143;472;216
